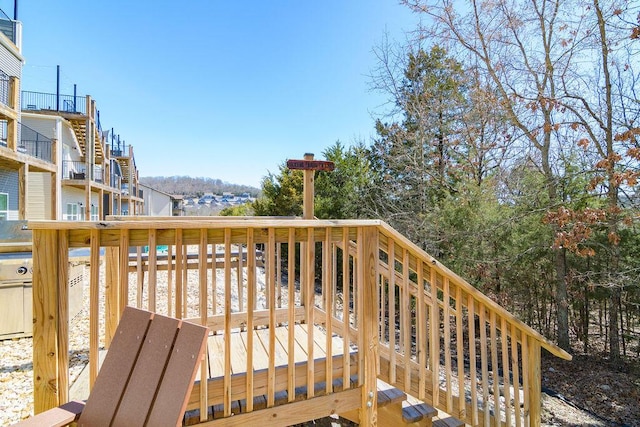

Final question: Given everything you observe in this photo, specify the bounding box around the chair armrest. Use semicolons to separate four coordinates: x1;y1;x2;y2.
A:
11;400;85;427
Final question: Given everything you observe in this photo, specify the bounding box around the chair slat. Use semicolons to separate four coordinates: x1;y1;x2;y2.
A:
111;314;180;426
77;307;152;426
147;321;209;427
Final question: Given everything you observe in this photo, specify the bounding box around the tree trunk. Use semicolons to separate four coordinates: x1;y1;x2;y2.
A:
609;287;621;364
555;242;570;351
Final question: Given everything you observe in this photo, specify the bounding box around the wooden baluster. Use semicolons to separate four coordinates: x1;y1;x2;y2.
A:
455;286;465;420
430;267;440;407
267;228;276;407
247;228;256;411
199;228;208;421
136;246;143;308
418;259;426;400
501;316;512;426
118;229;129;317
511;324;522;427
490;310;501;427
104;246;119;347
223;228;232;417
89;229;100;390
148;229;157;312
479;303;490;425
444;277;452;413
324;228;333;395
522;332;530;426
287;228;296;402
388;240;396;384
342;227;351;389
240;242;245;312
468;294;478;426
305;227;315;398
402;249;411;394
175;229;183;319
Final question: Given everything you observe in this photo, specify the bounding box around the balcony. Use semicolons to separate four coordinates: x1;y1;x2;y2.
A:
0;8;17;45
19;123;53;163
63;160;86;180
21;90;87;115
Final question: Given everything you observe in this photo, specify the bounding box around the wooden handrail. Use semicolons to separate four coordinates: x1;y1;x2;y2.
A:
377;221;572;361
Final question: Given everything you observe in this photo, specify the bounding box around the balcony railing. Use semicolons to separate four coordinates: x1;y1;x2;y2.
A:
62;160;86;180
19;123;53;163
22;90;87;115
95;165;106;183
110;173;121;190
0;8;16;44
0;69;9;106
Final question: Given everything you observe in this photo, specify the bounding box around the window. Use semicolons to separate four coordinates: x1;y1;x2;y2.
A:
66;203;79;221
0;193;7;220
90;204;99;221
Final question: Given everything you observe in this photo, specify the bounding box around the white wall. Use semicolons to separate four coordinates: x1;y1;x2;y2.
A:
141;184;172;216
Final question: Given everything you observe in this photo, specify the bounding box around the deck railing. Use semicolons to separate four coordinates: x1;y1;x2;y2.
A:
19;122;53;163
21;90;87;114
28;217;570;426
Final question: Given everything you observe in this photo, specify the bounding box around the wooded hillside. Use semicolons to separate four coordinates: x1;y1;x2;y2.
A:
140;176;260;197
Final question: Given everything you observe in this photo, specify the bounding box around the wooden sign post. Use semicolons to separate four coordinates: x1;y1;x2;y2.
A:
287;154;335;219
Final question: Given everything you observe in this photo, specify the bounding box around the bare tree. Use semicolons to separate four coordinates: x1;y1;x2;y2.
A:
402;0;640;358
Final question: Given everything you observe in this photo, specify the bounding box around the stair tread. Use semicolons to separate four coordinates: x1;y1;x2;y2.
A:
377;380;406;406
433;415;465;427
401;402;424;423
401;400;437;423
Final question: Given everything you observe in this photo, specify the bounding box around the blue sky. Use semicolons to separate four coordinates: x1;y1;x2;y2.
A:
13;1;419;188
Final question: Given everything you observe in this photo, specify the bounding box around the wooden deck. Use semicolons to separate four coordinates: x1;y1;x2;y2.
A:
30;218;572;426
206;324;348;378
186;323;360;422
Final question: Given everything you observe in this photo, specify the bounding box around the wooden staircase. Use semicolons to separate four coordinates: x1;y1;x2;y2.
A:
68;117;104;162
341;380;464;427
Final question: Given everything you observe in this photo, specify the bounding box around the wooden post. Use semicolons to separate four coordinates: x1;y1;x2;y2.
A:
527;336;542;427
32;229;69;413
50;137;58;219
357;226;379;426
303;153;314;219
286;153;335;220
104;246;119;348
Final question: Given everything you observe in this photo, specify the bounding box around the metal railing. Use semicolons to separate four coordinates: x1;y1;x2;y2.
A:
0;69;9;106
0;8;16;44
19;123;53;163
21;91;87;115
62;160;87;180
93;164;104;184
109;129;129;157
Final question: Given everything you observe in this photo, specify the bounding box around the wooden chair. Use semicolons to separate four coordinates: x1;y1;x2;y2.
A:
15;306;209;427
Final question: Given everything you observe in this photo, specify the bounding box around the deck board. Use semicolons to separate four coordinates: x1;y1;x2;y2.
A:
206;324;348;380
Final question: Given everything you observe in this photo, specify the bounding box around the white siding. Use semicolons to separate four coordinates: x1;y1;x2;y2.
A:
27;172;51;220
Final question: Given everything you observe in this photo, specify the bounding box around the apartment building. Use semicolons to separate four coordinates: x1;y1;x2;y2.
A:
0;6;143;221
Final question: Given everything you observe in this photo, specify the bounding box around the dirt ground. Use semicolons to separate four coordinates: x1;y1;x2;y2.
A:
293;351;639;427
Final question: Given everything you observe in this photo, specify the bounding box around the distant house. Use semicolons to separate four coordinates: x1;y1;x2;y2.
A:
140;183;173;216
